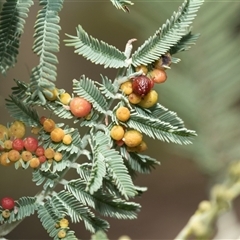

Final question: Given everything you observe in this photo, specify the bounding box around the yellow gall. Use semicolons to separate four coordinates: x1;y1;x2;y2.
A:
50;128;65;143
4;140;12;150
116;107;131;122
60;92;72;105
128;93;142;104
29;157;40;168
57;229;66;239
2;209;11;219
54;152;63;162
123;130;143;148
62;134;72;145
44;88;59;101
0;152;12;166
9;121;26;139
138;90;158;108
59;218;69;228
43;119;56;133
120;81;133;95
110;125;125;141
21;151;33;162
0;124;9;141
44;148;55;159
135;64;148;74
8;149;20;162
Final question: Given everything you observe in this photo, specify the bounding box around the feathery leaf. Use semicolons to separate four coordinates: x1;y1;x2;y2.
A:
131;0;204;67
65;25;127;68
0;0;34;74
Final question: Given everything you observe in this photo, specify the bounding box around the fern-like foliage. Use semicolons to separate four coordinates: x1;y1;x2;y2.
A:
38;200;78;240
127;111;196;145
169;29;200;55
0;197;36;223
131;0;204;67
65;25;127;69
110;0;134;12
94;131;137;199
66;179;140;220
52;190;109;233
29;0;64;104
120;147;160;174
73;76;108;114
0;0;34;75
5;95;40;126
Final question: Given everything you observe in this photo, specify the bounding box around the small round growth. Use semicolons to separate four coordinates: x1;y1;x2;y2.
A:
0;124;9;141
1;197;15;210
120;81;133;95
21;151;33;162
2;209;11;219
24;137;38;152
9;121;26;139
54;152;63;162
57;229;66;239
44;148;55;159
110;125;125;141
35;146;45;157
50;128;65;143
128;93;142;104
135;65;148;74
132;75;154;97
12;138;25;151
70;97;92;118
116;107;130;122
43;119;56;133
59;218;69;228
44;88;59;101
29;157;40;168
138;90;158;108
148;68;167;84
60;92;72;105
62;134;72;145
4;140;12;150
123;130;143;148
8;149;20;162
0;152;11;166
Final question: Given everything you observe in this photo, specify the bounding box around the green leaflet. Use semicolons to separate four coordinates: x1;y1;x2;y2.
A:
5;95;40;127
127;112;196;145
131;0;204;67
95;131;137;199
65;25;127;69
110;0;134;12
30;0;64;104
0;197;36;223
52;191;109;233
0;0;34;75
73;75;108;114
120;147;160;174
66;179;140;220
91;230;109;240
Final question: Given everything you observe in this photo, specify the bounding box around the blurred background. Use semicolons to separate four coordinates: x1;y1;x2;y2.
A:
0;1;240;239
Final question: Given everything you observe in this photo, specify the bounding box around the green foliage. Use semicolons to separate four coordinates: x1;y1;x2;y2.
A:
30;0;64;104
73;76;108;114
0;197;36;223
131;0;204;67
66;179;140;220
110;0;134;12
65;25;127;69
5;95;40;127
52;191;109;233
0;0;204;239
0;0;34;75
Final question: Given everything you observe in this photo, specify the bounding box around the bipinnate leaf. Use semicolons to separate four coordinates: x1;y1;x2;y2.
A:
65;25;127;68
